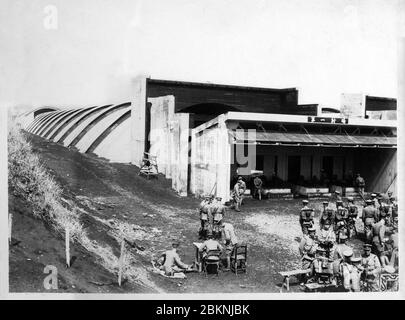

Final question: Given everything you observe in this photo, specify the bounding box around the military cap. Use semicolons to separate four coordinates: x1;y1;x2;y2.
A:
363;244;372;249
365;199;372;204
316;247;326;252
308;227;316;233
302;199;309;204
339;234;348;241
390;196;396;201
335;190;340;194
322;201;329;205
204;195;211;199
343;250;353;258
216;196;222;201
171;240;180;247
371;193;377;198
347;197;354;202
350;256;361;263
336;200;343;204
238;176;243;181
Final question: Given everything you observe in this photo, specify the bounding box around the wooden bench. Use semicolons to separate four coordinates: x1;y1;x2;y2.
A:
279;268;311;292
305;282;336;292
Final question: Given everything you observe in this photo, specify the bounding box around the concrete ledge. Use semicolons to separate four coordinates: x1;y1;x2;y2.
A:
265;188;292;194
294;185;329;196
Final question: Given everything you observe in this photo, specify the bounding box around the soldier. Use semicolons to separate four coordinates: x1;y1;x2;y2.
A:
313;247;334;284
320;202;335;230
332;234;353;276
362;199;378;242
199;233;223;262
346;197;358;238
317;221;336;259
161;241;191;276
198;195;212;240
361;243;381;291
329;190;342;205
298;227;317;283
212;197;226;239
355;173;365;196
299;199;315;235
220;222;238;270
232;177;246;212
370;193;379;210
334;200;348;241
371;211;387;258
339;250;362;292
253;175;263;200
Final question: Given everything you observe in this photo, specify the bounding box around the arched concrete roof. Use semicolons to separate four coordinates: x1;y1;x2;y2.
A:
23;103;132;163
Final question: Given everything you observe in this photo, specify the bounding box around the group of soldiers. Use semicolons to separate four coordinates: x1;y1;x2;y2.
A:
298;191;398;291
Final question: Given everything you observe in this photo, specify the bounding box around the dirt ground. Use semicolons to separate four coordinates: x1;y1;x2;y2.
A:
9;133;366;294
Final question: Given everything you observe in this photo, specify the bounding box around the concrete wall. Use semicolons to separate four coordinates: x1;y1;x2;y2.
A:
149;95;189;196
190;115;231;201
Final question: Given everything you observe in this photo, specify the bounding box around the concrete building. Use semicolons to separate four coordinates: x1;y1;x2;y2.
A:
19;76;397;201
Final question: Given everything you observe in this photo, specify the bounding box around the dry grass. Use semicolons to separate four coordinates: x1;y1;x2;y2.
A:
8;121;161;292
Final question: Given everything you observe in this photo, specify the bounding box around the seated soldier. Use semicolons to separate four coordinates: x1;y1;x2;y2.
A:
298;227;317;284
313;247;334;284
317;221;336;259
199;233;223;262
160;241;191;276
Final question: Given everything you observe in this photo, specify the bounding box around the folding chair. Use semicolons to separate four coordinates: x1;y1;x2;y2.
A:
203;249;221;276
230;244;247;275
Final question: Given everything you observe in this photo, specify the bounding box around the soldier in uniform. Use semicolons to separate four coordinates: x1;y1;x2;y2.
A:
198;195;212;240
299;199;315;235
355;173;365;196
199;233;223;262
317;221;336;259
320;202;336;230
232;177;246;212
253;175;264;200
371;211;387;258
370;193;379;210
329;190;342;206
339;250;362;292
298;227;318;283
313;247;334;284
161;241;191;276
362;199;378;242
332;234;352;276
361;243;381;291
212;197;226;239
334;200;348;241
346;197;358;238
220;222;238;270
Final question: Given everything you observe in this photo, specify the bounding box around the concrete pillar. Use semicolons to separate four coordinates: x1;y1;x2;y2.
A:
217;116;231;202
131;75;148;166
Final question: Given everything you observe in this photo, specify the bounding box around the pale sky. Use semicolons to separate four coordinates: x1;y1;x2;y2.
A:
0;0;402;111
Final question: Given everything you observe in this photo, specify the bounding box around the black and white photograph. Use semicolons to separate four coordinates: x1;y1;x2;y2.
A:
1;0;404;298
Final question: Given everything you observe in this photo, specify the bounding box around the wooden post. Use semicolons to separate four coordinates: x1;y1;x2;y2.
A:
118;239;125;286
65;227;70;268
8;213;12;244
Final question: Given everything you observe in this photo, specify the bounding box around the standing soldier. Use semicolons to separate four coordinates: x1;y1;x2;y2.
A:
370;193;379;210
362;199;378;242
371;211;387;259
332;234;353;277
346;197;358;238
355;173;365;197
198;195;212;240
232;177;246;212
334;200;348;241
253;175;263;200
361;243;382;291
329;190;342;206
212;197;226;239
299;199;315;235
